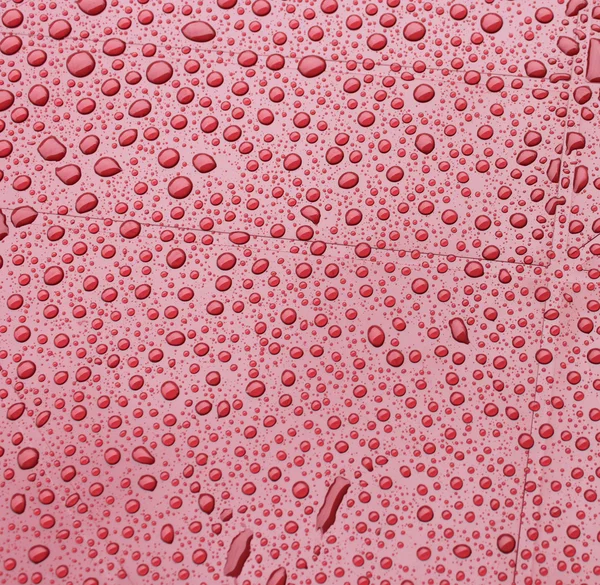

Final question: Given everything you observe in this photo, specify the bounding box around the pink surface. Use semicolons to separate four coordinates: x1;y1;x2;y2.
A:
0;1;599;585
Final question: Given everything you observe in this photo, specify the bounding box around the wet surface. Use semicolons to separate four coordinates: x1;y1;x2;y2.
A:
1;2;600;585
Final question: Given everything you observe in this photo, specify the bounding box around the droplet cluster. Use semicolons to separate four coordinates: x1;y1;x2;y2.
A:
1;1;600;585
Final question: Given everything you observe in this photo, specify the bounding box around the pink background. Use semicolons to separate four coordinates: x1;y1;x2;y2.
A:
0;1;599;584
